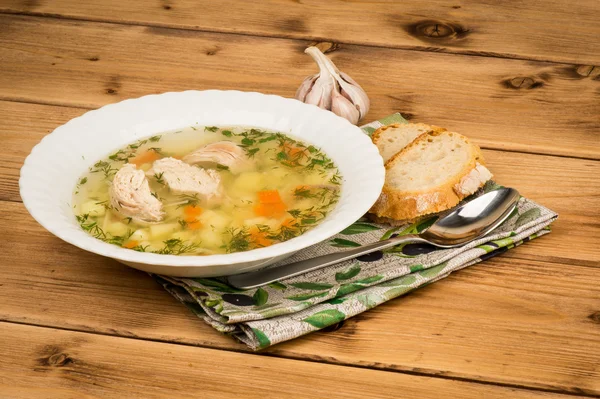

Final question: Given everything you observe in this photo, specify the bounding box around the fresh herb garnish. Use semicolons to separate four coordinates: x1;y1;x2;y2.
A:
154;172;165;185
216;164;230;171
221;130;233;137
78;177;88;186
95;200;113;210
154;238;200;255
149;135;161;142
246;148;260;157
90;160;119;179
176;194;200;208
224;227;251;253
204;126;219;132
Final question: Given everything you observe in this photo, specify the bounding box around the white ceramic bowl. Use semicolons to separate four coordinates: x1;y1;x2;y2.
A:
20;90;384;277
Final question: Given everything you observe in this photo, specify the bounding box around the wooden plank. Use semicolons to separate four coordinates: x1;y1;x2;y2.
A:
2;100;598;265
1;0;599;65
0;16;598;159
0;323;576;399
1;201;599;394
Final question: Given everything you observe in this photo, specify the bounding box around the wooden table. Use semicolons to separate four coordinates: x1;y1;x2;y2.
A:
1;1;599;397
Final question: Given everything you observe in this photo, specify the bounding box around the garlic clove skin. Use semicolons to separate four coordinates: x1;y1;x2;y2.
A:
295;46;370;125
331;87;360;125
304;75;335;110
338;72;370;119
295;74;318;102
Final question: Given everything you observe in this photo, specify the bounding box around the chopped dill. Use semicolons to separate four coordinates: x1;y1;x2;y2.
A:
149;135;161;142
90;160;119;179
131;244;150;252
293;187;314;199
258;135;277;143
246;147;259;157
106;230;134;246
123;217;133;224
204;126;219;132
178;219;188;229
154;172;165;185
78;177;88;186
128;139;147;150
95;200;113;210
221;130;233;137
329;172;342;185
176;194;200;208
216;164;230;171
154;238;200;255
223;227;251;253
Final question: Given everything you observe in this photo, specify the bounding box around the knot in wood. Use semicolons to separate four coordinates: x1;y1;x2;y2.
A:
510;77;535;89
502;76;544;90
589;311;600;324
575;65;599;78
309;41;340;54
48;352;73;367
406;20;469;40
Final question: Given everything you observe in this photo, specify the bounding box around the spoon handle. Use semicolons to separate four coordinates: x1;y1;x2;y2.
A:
227;235;428;290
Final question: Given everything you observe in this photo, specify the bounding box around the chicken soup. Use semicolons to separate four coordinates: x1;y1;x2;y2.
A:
73;126;341;255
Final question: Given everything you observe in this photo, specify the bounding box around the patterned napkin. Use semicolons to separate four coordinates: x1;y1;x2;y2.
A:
153;114;558;350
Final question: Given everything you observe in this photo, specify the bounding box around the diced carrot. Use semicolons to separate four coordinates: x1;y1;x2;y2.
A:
184;205;203;220
288;147;306;158
249;226;273;247
187;220;202;230
129;150;160;167
281;218;297;229
253;202;286;218
257;190;282;204
123;240;139;249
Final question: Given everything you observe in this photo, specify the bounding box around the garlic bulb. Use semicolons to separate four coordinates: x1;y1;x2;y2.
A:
296;46;370;125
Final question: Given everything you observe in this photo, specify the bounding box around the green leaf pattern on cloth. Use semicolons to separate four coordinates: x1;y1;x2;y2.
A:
335;264;361;281
154;113;558;350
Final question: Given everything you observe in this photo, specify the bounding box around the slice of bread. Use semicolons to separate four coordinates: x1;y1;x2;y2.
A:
370;130;492;223
372;123;446;163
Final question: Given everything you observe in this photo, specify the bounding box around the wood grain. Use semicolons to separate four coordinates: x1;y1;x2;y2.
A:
1;0;599;65
0;16;598;159
1;200;599;394
2;100;598;265
0;323;579;399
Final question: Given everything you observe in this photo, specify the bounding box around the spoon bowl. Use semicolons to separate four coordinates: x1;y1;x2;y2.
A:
423;187;521;246
228;187;521;289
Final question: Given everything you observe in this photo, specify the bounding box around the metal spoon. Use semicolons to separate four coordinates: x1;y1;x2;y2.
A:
227;187;520;289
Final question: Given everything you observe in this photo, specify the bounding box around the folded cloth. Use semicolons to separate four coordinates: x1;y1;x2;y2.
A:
153;113;558;350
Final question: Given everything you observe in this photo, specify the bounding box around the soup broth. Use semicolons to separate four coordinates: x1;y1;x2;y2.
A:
73;125;341;255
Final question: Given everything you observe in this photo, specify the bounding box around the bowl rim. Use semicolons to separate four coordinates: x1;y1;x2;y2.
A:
19;90;384;268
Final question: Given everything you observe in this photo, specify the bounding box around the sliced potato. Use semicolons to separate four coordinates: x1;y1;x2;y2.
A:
106;221;130;237
80;200;106;217
233;171;265;192
200;210;232;230
150;222;180;239
130;229;151;242
198;228;224;249
172;230;194;241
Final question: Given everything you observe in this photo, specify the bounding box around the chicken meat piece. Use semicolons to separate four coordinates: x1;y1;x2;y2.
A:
182;141;249;173
110;164;164;223
147;157;222;202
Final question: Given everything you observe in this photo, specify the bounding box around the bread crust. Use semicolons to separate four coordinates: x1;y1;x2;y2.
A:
369;130;491;221
371;123;446;147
